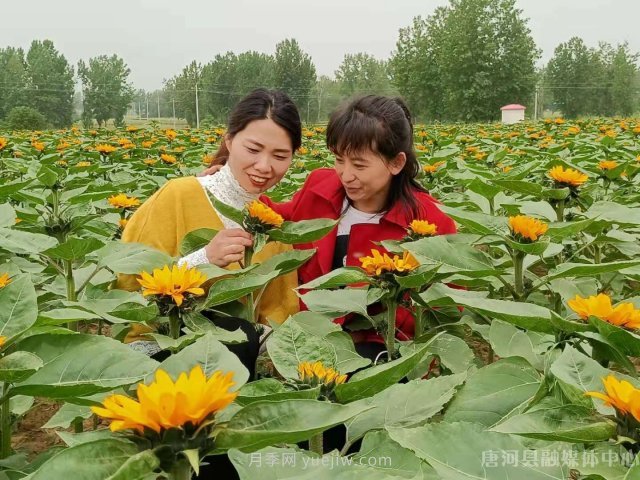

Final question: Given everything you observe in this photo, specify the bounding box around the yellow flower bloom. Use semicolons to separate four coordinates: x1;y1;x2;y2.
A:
0;137;8;150
0;336;6;347
554;118;565;125
32;141;45;152
137;264;206;307
141;140;154;148
568;293;640;330
95;144;117;155
548;165;588;187
566;126;581;135
598;160;618;171
160;153;177;164
91;366;237;433
143;158;157;166
297;146;309;155
298;361;347;387
126;125;139;132
76;161;92;167
508;215;548;242
247;200;284;228
423;161;444;174
585;375;640;421
165;129;177;140
0;273;11;289
108;193;140;209
359;249;419;276
408;219;438;237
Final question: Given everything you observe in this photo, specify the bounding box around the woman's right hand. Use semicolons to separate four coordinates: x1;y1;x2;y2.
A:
205;229;254;267
198;164;223;177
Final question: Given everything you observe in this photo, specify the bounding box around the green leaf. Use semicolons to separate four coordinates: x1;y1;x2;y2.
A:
297;267;370;290
267;318;345;379
43;237;105;261
37;164;58;187
0;203;16;227
13;334;158;398
0;227;58;254
268;218;338;244
57;429;114;447
345;373;466;444
299;288;372;320
181;311;247;343
28;439;141;480
179;227;218;256
490;397;616;443
489;320;554;371
388;422;572;479
394;264;441;288
421;283;557;334
157;332;249;389
335;343;431;403
544;260;640;282
209;195;246;225
439;205;508;236
215;399;366;452
236;379;321;406
589;317;640;357
0;273;38;338
203;270;281;308
401;236;497;277
444;357;541;427
0;351;43;383
95;241;172;274
251;248;316;277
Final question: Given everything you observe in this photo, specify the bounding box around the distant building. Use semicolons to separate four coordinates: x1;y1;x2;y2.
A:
501;104;526;124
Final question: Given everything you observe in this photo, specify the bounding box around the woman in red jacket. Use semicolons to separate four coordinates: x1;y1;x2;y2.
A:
261;95;456;358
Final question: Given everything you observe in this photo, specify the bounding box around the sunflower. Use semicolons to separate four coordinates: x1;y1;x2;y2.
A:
107;193;140;209
508;215;548;242
567;293;640;330
76;161;92;168
91;366;237;434
32;141;45;152
598;160;618;171
0;273;11;289
548;165;588;187
360;249;419;276
585;375;640;421
408;220;438;237
137;264;206;307
423;161;444;174
298;361;347;388
160;153;177;164
246;200;284;228
95;144;117;155
0;137;8;151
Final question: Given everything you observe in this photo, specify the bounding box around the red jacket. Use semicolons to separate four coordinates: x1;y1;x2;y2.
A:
262;168;457;342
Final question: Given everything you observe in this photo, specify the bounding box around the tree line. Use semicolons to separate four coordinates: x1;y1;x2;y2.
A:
0;0;638;128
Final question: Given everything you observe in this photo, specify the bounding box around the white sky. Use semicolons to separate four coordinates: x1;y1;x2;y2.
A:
1;0;637;91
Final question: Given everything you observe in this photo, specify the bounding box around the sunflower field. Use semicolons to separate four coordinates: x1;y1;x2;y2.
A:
1;118;640;479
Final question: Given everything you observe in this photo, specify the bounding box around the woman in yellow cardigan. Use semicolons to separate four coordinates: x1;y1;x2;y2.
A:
119;88;302;347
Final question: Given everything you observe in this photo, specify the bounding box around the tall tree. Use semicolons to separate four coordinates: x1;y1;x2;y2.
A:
0;47;29;119
25;40;75;127
77;55;134;127
607;43;639;116
274;39;316;118
335;53;394;97
391;0;539;121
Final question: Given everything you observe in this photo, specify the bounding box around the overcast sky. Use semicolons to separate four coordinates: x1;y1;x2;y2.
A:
1;0;638;91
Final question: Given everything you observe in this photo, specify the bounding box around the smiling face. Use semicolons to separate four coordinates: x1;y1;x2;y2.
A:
334;149;406;213
225;118;294;194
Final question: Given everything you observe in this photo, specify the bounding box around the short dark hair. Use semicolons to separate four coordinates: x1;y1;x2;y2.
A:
326;95;426;216
211;88;302;165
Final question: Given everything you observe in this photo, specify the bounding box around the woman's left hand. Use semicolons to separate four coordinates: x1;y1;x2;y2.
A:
198;164;223;177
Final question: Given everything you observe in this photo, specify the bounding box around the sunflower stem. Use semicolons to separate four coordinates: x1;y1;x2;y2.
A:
555;198;565;222
244;248;256;324
0;383;11;459
384;297;398;361
309;432;324;455
168;458;192;480
169;309;182;340
513;251;525;301
64;259;78;331
414;304;425;339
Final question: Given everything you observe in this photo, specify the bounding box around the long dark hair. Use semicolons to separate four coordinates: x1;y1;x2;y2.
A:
209;88;302;166
326;95;427;217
